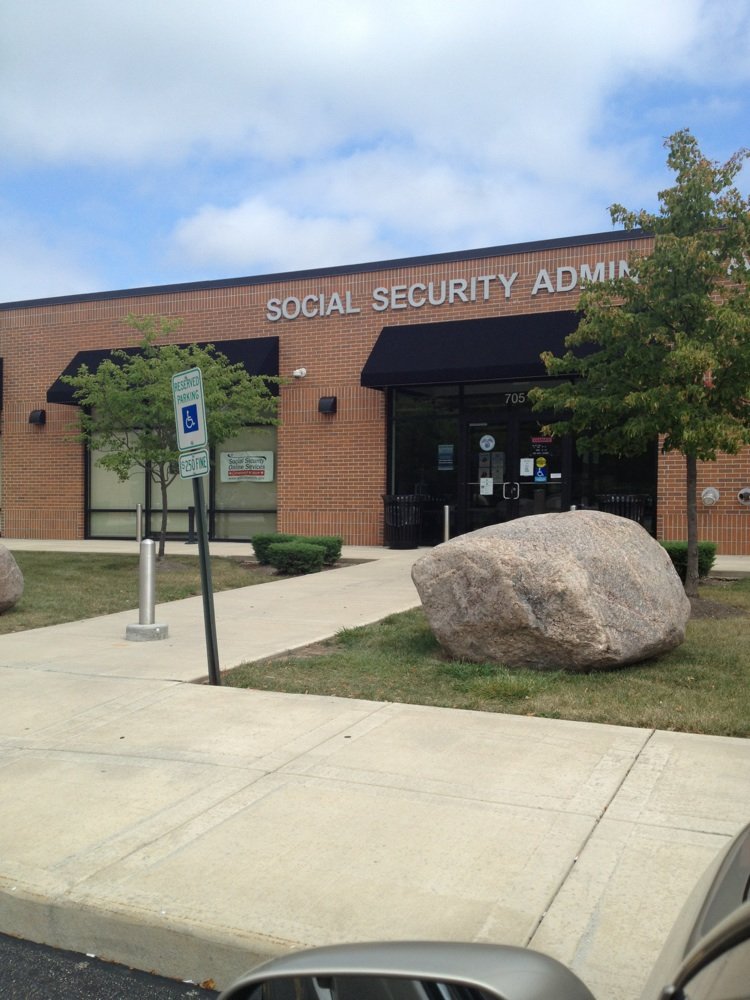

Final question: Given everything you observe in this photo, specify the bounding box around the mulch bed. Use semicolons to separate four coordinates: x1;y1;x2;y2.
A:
689;578;748;619
689;598;746;620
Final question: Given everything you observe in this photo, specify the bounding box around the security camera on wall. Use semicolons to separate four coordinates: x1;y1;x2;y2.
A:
292;368;307;379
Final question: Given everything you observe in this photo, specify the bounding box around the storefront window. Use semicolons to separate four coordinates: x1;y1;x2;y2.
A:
213;425;277;538
152;471;199;537
392;385;459;417
89;445;147;537
87;425;277;540
573;443;658;533
389;383;658;542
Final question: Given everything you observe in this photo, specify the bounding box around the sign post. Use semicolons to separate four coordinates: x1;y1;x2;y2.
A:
172;367;221;686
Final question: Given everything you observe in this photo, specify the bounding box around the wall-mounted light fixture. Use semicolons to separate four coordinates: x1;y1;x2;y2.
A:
701;486;720;506
28;409;46;426
318;396;337;414
292;367;307;379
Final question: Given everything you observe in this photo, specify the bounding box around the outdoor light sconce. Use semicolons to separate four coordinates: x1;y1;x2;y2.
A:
738;488;750;506
701;486;720;506
318;396;337;414
28;409;46;426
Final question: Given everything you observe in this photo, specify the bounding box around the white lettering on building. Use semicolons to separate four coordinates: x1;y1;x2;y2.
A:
531;259;630;296
266;290;361;322
265;260;632;320
497;272;518;298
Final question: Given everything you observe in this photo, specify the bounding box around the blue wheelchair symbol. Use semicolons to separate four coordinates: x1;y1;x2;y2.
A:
182;404;199;435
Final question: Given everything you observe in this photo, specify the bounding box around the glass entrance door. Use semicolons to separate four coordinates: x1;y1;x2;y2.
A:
514;417;566;520
462;412;568;533
465;421;512;532
388;383;655;543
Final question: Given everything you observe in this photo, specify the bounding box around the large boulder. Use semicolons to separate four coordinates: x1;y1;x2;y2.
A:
0;545;23;613
411;511;690;671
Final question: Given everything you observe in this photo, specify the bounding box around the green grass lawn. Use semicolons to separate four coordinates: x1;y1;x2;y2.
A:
225;578;750;738
0;551;271;633
2;551;747;737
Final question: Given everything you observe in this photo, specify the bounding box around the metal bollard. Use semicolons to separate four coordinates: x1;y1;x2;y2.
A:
126;538;168;641
139;538;156;624
443;505;451;542
136;502;143;543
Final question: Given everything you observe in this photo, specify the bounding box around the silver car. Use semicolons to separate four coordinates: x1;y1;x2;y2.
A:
219;821;750;1000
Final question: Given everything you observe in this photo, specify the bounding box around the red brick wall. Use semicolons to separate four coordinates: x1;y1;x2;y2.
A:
658;448;750;551
3;232;748;551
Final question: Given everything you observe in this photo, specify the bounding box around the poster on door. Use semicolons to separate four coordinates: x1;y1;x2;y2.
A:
437;444;454;471
531;436;553;456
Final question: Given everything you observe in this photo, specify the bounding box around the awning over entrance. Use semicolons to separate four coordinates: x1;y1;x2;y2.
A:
47;337;279;405
360;311;581;388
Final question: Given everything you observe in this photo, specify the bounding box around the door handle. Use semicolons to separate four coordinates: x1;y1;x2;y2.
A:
502;482;520;500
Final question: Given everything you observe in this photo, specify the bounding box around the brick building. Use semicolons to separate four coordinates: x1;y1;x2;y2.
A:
1;228;749;552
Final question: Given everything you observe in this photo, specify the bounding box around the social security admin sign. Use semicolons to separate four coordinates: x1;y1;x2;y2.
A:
172;367;207;451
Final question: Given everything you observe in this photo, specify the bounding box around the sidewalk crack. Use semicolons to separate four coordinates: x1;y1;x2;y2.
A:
524;727;656;947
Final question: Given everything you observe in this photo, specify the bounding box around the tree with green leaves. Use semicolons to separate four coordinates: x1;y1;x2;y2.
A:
530;130;750;597
63;314;279;558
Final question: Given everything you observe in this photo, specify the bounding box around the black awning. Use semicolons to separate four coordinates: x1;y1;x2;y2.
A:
360;311;581;388
47;337;279;405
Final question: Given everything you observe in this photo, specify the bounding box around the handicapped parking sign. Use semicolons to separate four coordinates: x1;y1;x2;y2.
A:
182;403;199;435
172;367;207;451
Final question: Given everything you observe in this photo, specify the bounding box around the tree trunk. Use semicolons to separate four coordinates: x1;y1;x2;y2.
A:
685;452;699;598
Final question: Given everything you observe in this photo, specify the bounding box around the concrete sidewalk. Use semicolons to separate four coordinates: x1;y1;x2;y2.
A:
0;540;748;1000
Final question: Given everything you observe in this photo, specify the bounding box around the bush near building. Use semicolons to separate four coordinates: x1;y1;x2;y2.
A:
267;541;326;575
661;541;717;582
251;532;343;572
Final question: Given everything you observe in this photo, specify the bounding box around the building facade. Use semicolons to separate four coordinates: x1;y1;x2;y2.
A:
2;228;750;552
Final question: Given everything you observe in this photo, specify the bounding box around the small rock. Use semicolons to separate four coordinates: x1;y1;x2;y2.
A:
0;545;23;613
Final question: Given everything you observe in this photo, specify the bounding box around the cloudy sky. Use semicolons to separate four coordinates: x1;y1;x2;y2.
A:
1;0;748;303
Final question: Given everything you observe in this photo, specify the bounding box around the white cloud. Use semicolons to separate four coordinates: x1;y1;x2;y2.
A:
0;213;102;302
1;0;748;296
0;0;726;166
171;137;640;274
173;196;397;272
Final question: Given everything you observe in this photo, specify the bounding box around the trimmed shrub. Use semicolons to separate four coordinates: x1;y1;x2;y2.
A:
267;541;326;575
250;532;298;565
302;534;343;565
251;531;344;567
661;541;717;581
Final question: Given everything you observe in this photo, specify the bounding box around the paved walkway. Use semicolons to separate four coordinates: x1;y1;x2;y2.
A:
0;539;748;1000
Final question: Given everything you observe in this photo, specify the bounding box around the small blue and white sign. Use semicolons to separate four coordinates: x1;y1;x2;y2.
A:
181;403;199;436
172;367;207;451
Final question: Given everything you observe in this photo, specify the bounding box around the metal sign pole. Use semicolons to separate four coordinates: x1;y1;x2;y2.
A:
193;475;221;686
172;365;219;686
